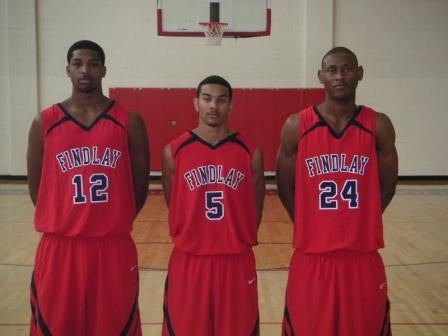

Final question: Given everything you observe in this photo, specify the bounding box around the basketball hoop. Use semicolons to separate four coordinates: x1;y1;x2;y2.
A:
199;22;228;46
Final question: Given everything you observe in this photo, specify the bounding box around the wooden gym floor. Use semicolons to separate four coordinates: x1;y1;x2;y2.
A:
0;182;447;335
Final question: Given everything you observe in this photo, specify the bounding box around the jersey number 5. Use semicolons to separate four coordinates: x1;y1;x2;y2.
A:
72;174;109;204
319;180;359;209
205;191;224;220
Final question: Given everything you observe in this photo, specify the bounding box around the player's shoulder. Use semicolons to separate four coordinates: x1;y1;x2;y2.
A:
171;131;193;145
169;131;195;156
295;105;317;129
40;103;63;119
358;105;381;119
109;100;128;114
107;100;130;119
357;105;393;134
38;104;67;134
228;132;257;155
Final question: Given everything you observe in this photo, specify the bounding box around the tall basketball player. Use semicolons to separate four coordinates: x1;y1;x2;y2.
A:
161;75;265;336
276;47;398;336
27;40;149;335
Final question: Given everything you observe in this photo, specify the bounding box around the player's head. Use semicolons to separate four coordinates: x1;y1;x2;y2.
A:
196;75;232;101
67;40;105;65
66;40;107;94
320;46;358;69
194;75;232;128
318;46;363;101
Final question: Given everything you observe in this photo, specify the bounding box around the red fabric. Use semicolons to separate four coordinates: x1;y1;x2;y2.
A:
34;102;136;236
168;131;258;255
294;105;384;252
283;250;391;336
163;247;259;336
30;234;141;336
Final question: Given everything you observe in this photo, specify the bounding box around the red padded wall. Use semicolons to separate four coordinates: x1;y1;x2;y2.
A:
109;87;324;172
164;89;196;142
136;89;165;171
272;89;303;170
301;88;326;109
230;89;275;170
110;88;137;111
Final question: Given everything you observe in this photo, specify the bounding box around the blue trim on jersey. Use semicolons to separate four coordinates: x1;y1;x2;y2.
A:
56;100;118;131
174;131;251;157
300;120;326;140
173;136;197;158
46;115;71;136
183;131;250;154
103;113;126;131
309;105;373;139
229;135;251;154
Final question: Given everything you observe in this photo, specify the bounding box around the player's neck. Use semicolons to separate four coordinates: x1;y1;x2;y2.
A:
61;94;111;125
319;99;358;120
65;91;109;109
192;124;233;145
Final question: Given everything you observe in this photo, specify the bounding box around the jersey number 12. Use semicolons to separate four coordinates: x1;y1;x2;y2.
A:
72;174;109;204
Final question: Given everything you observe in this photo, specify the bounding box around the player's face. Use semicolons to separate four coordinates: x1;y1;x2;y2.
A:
194;84;232;127
318;52;363;101
66;49;106;94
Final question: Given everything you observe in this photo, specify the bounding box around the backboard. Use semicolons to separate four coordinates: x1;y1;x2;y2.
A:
157;0;271;38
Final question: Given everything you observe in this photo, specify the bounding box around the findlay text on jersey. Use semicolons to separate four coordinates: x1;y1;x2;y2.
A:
184;165;246;191
305;153;369;177
56;146;122;173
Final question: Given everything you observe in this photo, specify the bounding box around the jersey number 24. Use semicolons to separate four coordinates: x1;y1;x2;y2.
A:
319;180;359;209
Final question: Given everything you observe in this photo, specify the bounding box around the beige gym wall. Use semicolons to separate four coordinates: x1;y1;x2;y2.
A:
1;0;447;175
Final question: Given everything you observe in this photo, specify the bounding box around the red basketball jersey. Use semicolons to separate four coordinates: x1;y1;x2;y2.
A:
294;106;384;252
34;101;136;236
169;131;258;255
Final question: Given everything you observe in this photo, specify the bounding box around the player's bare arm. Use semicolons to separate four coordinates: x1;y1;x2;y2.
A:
276;114;299;222
27;115;44;205
251;146;265;227
128;111;150;214
161;144;174;206
376;112;398;212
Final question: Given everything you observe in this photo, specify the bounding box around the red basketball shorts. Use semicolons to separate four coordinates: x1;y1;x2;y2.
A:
30;234;142;336
162;247;259;336
282;250;392;336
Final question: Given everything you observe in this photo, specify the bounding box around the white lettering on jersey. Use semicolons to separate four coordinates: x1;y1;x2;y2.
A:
184;165;246;191
56;146;122;172
305;154;370;177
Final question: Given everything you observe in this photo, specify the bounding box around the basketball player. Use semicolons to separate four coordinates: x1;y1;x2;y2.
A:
161;75;265;336
276;47;398;336
26;40;149;335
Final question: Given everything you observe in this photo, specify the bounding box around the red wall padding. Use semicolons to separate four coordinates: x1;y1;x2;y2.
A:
110;88;325;171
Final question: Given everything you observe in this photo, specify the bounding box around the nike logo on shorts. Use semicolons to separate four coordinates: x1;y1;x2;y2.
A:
248;278;256;285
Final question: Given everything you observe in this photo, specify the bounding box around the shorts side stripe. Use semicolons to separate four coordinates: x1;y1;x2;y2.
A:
30;272;53;336
282;305;296;336
163;276;176;336
120;292;139;336
251;314;260;336
380;299;392;336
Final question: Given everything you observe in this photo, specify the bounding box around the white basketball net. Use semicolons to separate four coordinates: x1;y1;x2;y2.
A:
200;22;228;46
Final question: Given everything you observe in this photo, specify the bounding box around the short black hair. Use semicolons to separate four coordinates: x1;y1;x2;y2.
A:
67;40;105;65
196;75;232;100
321;46;358;68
